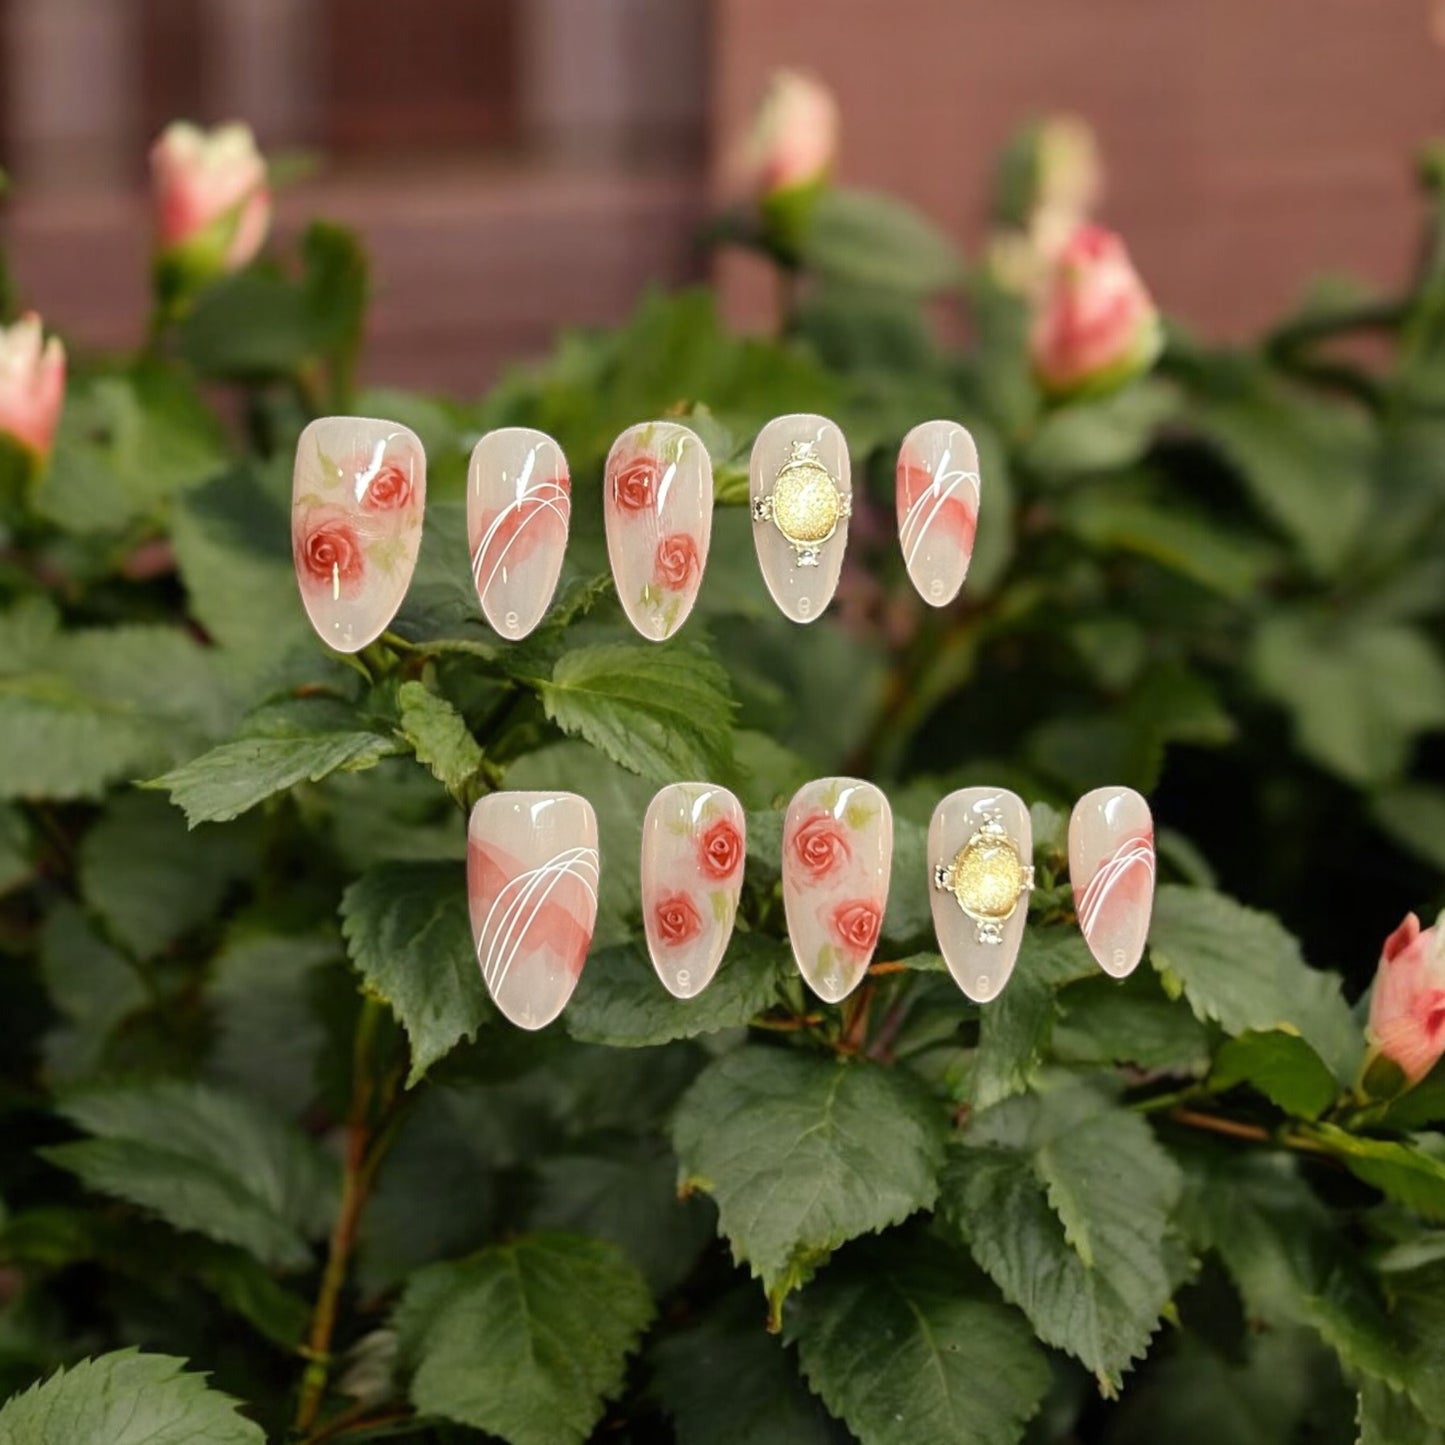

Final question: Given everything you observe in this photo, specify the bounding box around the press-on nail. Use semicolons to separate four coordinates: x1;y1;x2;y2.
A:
782;778;892;1002
897;419;979;608
604;421;712;642
468;427;570;640
1069;786;1155;978
292;416;426;653
467;791;600;1029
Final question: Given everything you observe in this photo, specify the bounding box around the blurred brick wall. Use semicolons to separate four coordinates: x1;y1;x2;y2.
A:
712;0;1445;337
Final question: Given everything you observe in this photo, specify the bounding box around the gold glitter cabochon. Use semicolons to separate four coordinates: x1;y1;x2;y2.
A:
928;786;1033;1003
772;456;842;544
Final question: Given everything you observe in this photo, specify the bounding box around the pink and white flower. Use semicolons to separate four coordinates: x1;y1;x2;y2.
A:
740;69;839;197
150;121;271;277
0;313;65;460
1367;912;1445;1085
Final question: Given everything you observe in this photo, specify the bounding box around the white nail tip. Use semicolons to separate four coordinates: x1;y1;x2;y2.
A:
897;420;980;608
604;422;713;642
782;778;892;1003
468;427;570;641
641;783;745;999
1069;786;1155;978
292;416;426;653
928;788;1032;1002
466;791;600;1030
750;414;851;624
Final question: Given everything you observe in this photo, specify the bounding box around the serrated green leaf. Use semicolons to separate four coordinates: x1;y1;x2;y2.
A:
536;642;736;784
1210;1029;1340;1119
41;1080;338;1269
341;860;488;1085
0;1349;263;1444
394;1233;653;1445
1150;886;1360;1082
791;1236;1048;1445
1052;970;1213;1073
566;934;787;1047
797;188;966;295
396;681;484;797
1359;1378;1445;1445
1303;1126;1445;1222
672;1048;946;1313
943;1088;1183;1389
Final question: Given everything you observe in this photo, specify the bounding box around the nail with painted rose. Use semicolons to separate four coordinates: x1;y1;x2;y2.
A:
750;413;851;623
641;783;745;999
292;416;426;653
1069;785;1155;977
782;777;892;1003
896;419;980;608
604;421;713;642
467;791;600;1030
929;787;1033;1001
468;427;570;640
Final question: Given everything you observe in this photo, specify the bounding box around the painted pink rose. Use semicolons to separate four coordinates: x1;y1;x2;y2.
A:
830;898;882;958
653;533;700;592
1029;224;1161;398
654;892;703;948
612;455;660;514
790;812;851;882
150;121;270;272
0;313;65;460
1367;912;1445;1085
296;513;365;594
698;818;743;882
361;461;415;513
741;69;839;197
897;457;977;552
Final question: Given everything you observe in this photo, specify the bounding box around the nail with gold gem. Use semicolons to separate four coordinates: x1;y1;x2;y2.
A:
928;787;1033;1002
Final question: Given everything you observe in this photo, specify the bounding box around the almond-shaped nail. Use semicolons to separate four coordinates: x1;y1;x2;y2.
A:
750;414;851;624
604;421;712;641
293;416;426;653
897;419;979;608
641;783;745;999
929;787;1033;1002
467;791;599;1029
1069;786;1155;978
468;426;570;640
782;778;892;1003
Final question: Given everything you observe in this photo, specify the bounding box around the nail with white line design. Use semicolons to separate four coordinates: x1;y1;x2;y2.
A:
468;427;570;641
467;792;599;1029
1069;785;1155;978
896;419;980;608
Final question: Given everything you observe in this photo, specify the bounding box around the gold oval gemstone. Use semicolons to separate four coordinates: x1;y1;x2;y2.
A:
771;461;840;544
950;838;1024;920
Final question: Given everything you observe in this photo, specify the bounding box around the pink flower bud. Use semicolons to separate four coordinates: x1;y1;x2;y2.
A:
150;121;271;275
0;313;66;461
1029;223;1162;398
741;70;839;198
1367;912;1445;1085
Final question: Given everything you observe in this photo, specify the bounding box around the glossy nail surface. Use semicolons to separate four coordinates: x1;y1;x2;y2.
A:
929;787;1032;1002
604;421;712;641
292;416;426;653
467;792;599;1029
782;778;891;1002
1069;785;1155;978
468;427;570;640
897;419;979;608
641;783;745;999
750;413;851;624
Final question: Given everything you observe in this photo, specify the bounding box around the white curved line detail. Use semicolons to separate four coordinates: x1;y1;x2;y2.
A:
471;480;570;602
477;845;599;998
1076;837;1155;941
899;450;978;569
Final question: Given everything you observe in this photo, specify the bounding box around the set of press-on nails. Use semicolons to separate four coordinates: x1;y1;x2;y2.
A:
466;781;1155;1031
291;414;981;653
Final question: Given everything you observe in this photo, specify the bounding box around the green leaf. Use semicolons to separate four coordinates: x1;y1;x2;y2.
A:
1024;382;1180;478
1210;1029;1340;1119
394;1233;653;1445
1150;885;1360;1083
41;1080;338;1269
1051;970;1213;1074
146;697;399;826
1303;1126;1445;1222
652;1291;844;1445
79;792;256;958
536;642;736;784
396;681;484;798
942;1088;1184;1390
566;935;787;1047
0;1349;263;1444
1252;613;1445;786
791;1236;1048;1445
797;188;966;295
1359;1379;1445;1445
672;1048;946;1314
1373;785;1445;873
341;861;485;1085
